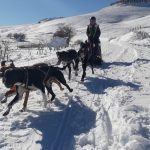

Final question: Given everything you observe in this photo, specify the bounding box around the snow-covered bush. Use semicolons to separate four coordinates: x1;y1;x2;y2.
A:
7;33;13;39
135;31;150;40
129;26;142;32
0;40;10;60
13;33;26;42
53;25;76;45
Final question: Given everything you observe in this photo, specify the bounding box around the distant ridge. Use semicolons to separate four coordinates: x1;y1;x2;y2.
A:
111;0;150;5
38;17;64;23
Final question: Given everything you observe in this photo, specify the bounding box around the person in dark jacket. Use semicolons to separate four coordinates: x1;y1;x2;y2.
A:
86;16;102;63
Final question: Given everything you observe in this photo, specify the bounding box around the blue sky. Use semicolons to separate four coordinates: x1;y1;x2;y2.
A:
0;0;116;25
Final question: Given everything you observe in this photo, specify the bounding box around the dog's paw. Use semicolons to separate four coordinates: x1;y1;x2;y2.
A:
69;89;73;92
1;97;7;103
75;73;78;76
47;100;52;104
60;88;64;91
19;108;26;112
81;78;84;82
3;108;10;116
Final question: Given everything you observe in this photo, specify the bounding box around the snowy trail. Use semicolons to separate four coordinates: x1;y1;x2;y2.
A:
73;40;150;149
0;39;150;150
95;41;150;149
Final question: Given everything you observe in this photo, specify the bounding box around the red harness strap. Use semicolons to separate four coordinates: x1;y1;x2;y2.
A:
5;85;17;96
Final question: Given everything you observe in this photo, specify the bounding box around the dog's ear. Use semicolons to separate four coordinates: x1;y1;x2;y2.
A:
80;42;84;47
10;60;15;67
1;60;6;67
0;67;6;73
85;40;88;44
56;51;61;56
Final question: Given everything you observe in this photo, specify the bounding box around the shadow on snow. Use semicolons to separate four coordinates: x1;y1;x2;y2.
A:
83;77;141;94
98;58;150;70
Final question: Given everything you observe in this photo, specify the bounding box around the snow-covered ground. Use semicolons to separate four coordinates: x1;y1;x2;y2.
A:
0;3;150;150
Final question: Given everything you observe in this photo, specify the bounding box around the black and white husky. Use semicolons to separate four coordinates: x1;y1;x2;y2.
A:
56;49;79;80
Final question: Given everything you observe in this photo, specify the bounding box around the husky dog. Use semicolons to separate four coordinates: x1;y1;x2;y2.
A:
56;49;79;80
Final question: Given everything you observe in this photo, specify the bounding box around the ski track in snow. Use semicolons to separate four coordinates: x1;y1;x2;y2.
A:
50;94;73;150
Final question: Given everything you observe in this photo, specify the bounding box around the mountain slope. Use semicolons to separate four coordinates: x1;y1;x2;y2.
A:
0;4;150;41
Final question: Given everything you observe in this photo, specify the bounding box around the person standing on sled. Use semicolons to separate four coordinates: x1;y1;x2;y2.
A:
86;16;102;64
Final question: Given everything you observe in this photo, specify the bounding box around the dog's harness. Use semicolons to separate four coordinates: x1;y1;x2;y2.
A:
35;66;51;86
42;67;51;85
79;45;92;62
14;68;29;90
21;66;55;89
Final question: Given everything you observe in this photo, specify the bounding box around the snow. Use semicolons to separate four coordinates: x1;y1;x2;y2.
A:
0;3;150;150
48;37;68;49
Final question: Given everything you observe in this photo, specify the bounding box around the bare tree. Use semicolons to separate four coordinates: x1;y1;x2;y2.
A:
0;44;2;61
7;33;13;39
13;33;26;42
37;40;45;55
0;41;10;61
53;25;76;46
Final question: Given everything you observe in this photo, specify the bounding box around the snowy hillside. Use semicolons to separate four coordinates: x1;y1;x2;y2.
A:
0;4;150;42
0;3;150;150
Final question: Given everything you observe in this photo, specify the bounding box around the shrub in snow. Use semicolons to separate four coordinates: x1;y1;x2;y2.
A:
53;25;76;45
135;31;150;40
130;26;142;32
0;40;10;60
0;44;2;60
7;33;13;39
13;33;26;42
